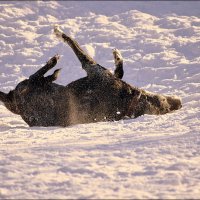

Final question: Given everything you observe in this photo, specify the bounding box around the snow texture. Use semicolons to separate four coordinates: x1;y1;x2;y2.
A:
0;1;200;199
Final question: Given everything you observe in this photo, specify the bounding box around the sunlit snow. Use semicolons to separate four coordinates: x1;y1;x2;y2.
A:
0;1;200;199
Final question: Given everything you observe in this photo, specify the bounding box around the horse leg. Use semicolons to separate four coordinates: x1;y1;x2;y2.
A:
29;55;60;81
54;25;112;78
112;48;124;79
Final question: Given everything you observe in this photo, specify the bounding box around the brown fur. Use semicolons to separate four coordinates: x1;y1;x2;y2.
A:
0;28;182;127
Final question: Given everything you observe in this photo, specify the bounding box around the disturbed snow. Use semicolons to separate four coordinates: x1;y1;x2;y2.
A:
0;1;200;199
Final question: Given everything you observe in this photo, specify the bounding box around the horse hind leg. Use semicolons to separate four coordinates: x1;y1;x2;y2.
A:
45;68;61;83
29;55;60;81
112;48;124;79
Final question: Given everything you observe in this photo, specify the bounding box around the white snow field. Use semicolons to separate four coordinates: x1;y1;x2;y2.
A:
0;1;200;199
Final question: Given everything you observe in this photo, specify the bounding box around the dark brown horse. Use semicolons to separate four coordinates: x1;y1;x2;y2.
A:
0;26;182;127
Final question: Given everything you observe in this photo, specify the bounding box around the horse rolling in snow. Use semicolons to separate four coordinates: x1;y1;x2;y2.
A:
0;26;182;127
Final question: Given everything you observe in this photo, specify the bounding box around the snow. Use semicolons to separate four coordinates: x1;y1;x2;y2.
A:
0;1;200;199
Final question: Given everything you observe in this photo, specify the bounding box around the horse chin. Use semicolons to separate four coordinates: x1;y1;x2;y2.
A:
166;96;182;112
140;92;182;116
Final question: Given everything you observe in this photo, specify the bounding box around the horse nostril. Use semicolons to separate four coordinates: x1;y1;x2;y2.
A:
173;100;182;110
166;96;182;111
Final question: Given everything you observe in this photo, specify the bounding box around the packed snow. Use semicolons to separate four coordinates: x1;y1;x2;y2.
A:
0;1;200;199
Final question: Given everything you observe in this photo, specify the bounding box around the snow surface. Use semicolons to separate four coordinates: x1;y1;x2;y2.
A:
0;1;200;199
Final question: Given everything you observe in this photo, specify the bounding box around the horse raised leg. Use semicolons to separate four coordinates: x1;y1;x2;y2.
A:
113;48;124;79
54;26;96;65
0;55;61;116
54;25;113;78
29;54;60;81
45;68;61;83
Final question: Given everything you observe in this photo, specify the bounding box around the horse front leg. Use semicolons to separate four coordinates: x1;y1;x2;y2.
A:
54;25;96;66
54;25;113;79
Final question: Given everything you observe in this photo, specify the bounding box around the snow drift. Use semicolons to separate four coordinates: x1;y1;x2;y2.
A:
0;1;200;199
